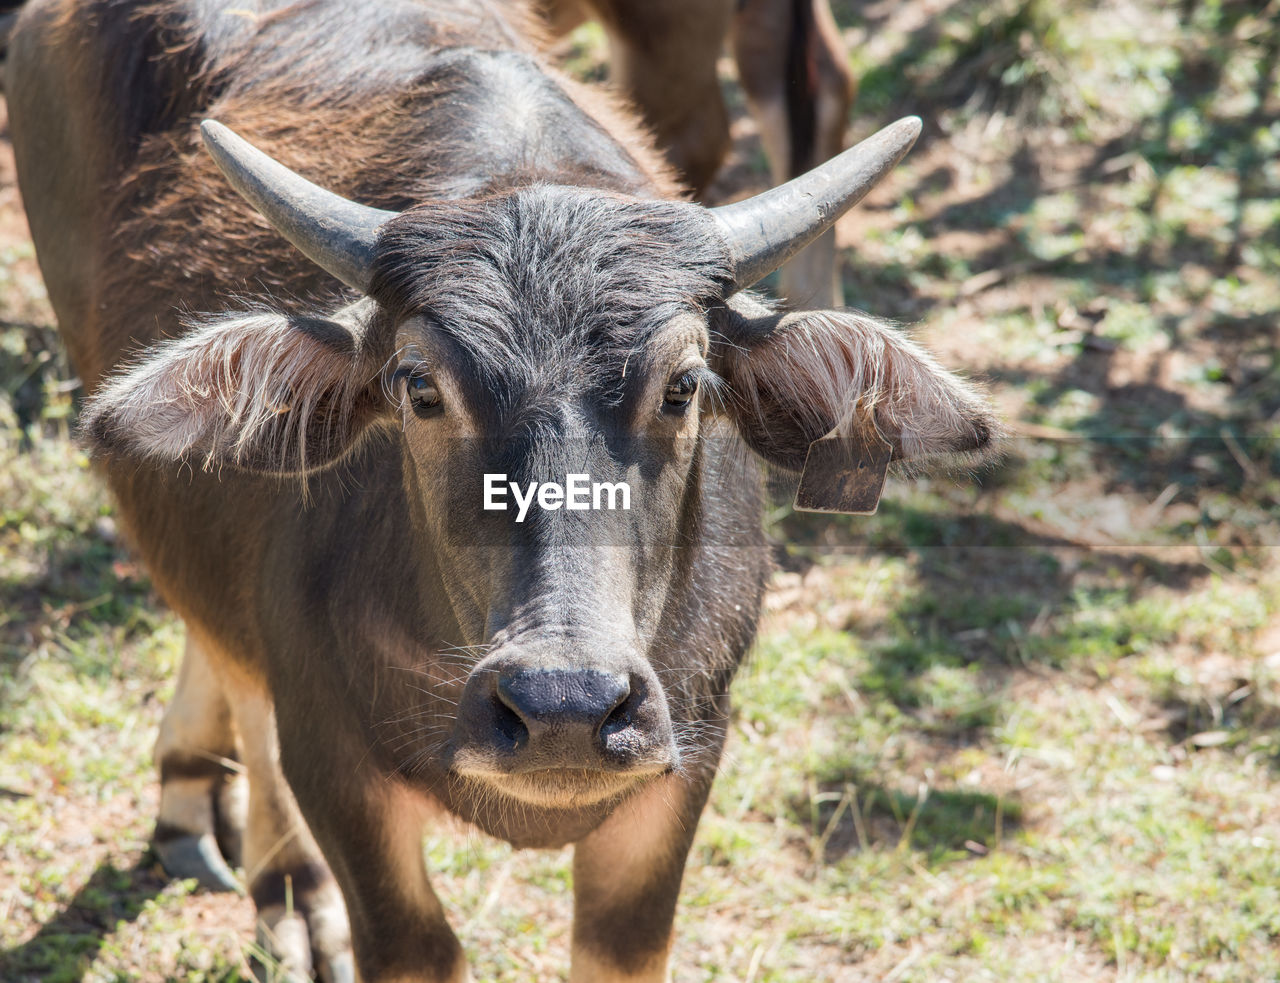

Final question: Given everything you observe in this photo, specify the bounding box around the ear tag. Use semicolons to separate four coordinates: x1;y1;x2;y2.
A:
793;422;892;515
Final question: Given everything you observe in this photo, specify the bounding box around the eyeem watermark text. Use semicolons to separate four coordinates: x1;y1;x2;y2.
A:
483;473;631;523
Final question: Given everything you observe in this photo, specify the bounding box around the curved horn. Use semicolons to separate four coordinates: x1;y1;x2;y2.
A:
711;116;923;293
200;120;398;293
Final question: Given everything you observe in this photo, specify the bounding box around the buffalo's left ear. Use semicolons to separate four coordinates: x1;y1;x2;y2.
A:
710;293;997;473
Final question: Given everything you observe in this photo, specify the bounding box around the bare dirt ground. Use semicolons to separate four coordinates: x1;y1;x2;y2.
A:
2;0;1279;981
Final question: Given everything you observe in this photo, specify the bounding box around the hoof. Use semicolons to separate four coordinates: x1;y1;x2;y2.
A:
254;903;353;983
320;950;356;983
254;911;312;982
154;831;243;893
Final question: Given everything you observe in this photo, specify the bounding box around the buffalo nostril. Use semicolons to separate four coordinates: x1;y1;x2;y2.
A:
599;674;646;738
601;702;631;734
598;681;630;733
491;694;528;747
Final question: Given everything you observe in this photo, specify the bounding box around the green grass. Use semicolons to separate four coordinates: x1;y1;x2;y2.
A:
4;0;1280;978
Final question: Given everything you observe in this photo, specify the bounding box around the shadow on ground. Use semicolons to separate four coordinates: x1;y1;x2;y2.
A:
0;857;168;982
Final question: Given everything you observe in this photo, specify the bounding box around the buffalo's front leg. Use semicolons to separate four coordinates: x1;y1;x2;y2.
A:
570;773;715;982
279;742;467;983
229;679;353;982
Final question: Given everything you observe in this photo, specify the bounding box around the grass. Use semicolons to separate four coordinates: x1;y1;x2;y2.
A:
4;0;1280;979
713;555;1280;981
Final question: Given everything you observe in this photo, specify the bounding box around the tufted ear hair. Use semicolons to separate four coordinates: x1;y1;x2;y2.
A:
81;298;396;475
710;292;997;473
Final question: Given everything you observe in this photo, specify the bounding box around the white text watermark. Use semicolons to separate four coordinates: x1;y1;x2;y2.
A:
483;473;631;522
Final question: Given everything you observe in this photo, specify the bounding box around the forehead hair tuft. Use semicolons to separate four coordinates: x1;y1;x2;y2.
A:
368;186;730;406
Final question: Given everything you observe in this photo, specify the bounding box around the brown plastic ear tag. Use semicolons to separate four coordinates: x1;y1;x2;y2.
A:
793;423;892;515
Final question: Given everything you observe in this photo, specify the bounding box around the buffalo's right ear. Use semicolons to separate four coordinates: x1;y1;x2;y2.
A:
81;299;395;475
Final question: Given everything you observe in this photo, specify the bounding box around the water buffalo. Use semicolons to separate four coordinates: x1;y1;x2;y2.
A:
7;0;994;979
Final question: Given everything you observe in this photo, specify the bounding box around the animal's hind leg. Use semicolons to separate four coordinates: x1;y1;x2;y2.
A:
153;631;246;892
733;0;855;308
579;0;734;194
228;673;353;983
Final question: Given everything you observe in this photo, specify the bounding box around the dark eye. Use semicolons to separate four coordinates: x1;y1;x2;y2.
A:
403;369;442;416
663;371;699;410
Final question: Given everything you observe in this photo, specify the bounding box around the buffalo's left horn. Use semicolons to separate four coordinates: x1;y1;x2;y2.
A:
711;116;923;293
200;120;397;293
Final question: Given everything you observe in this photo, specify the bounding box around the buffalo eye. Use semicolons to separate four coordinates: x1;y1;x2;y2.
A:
398;366;443;417
663;371;699;411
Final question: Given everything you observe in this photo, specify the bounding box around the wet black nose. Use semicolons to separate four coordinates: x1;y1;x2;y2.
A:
490;668;641;768
495;669;631;748
453;659;675;775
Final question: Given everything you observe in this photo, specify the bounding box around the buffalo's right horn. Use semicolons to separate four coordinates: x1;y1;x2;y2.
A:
710;116;923;293
200;120;397;293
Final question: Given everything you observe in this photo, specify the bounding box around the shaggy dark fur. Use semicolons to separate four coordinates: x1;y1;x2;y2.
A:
371;187;731;417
